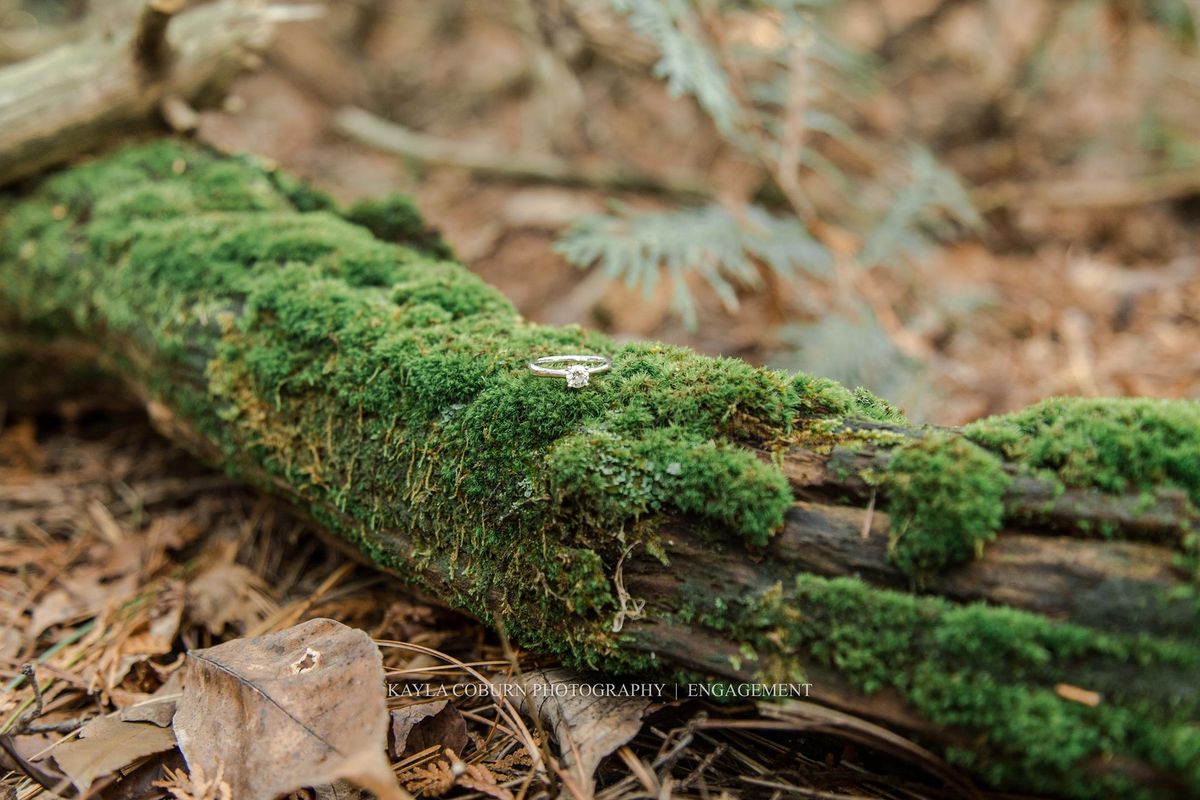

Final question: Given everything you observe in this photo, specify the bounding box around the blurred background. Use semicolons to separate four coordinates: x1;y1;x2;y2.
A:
4;3;1200;796
7;0;1200;424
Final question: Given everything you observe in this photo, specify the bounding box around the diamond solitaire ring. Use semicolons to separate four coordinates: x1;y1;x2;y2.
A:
528;355;612;389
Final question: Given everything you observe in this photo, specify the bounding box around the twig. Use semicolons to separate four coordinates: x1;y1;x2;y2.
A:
775;38;813;222
24;716;92;735
860;488;876;540
610;542;645;633
333;106;711;200
17;664;44;727
974;166;1200;211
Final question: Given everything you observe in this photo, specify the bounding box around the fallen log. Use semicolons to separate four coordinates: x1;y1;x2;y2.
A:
2;141;1199;799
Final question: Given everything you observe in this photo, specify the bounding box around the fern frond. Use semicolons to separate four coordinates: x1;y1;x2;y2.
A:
859;147;981;269
556;203;831;326
608;0;742;135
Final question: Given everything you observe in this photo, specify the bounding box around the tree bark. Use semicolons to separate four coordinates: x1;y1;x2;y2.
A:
1;143;1198;800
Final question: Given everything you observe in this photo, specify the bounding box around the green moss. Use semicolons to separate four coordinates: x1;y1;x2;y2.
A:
720;574;1200;799
344;195;454;260
791;372;908;424
885;431;1011;579
547;428;790;545
964;396;1200;504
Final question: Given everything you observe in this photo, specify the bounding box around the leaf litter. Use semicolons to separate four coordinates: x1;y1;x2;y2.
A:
0;406;976;799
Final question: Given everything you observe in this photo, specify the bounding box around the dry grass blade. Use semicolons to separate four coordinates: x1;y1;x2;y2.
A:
754;701;980;798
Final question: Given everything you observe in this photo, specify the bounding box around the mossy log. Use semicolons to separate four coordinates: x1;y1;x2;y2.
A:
2;142;1199;799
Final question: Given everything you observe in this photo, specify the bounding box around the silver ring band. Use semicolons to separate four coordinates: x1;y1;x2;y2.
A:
528;355;612;388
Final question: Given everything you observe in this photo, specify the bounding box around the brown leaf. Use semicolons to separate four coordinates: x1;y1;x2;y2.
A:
120;671;183;727
51;715;177;792
99;580;186;690
514;668;650;798
30;567;137;636
184;562;275;636
390;700;468;759
0;625;20;661
172;618;411;800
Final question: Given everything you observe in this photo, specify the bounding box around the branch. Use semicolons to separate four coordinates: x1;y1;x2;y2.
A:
0;0;285;187
974;166;1200;211
333;106;711;199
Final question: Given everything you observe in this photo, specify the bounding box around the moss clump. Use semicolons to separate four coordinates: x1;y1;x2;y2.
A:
885;431;1011;578
964;396;1200;505
343;195;454;260
791;372;908;425
547;428;791;545
723;574;1200;799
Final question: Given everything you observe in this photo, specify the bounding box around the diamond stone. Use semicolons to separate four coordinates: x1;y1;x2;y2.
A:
565;364;590;388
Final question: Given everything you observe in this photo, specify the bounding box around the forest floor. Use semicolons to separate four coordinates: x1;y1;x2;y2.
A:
2;0;1200;797
0;413;976;800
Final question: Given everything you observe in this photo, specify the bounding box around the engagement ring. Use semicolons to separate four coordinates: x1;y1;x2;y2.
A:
528;355;612;388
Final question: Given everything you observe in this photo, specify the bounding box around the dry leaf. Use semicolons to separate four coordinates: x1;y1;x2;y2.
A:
51;715;177;792
390;700;468;759
184;561;275;635
0;625;21;660
314;780;370;799
120;671;183;727
28;536;146;636
173;617;411;800
30;568;138;636
514;668;649;798
98;580;185;689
